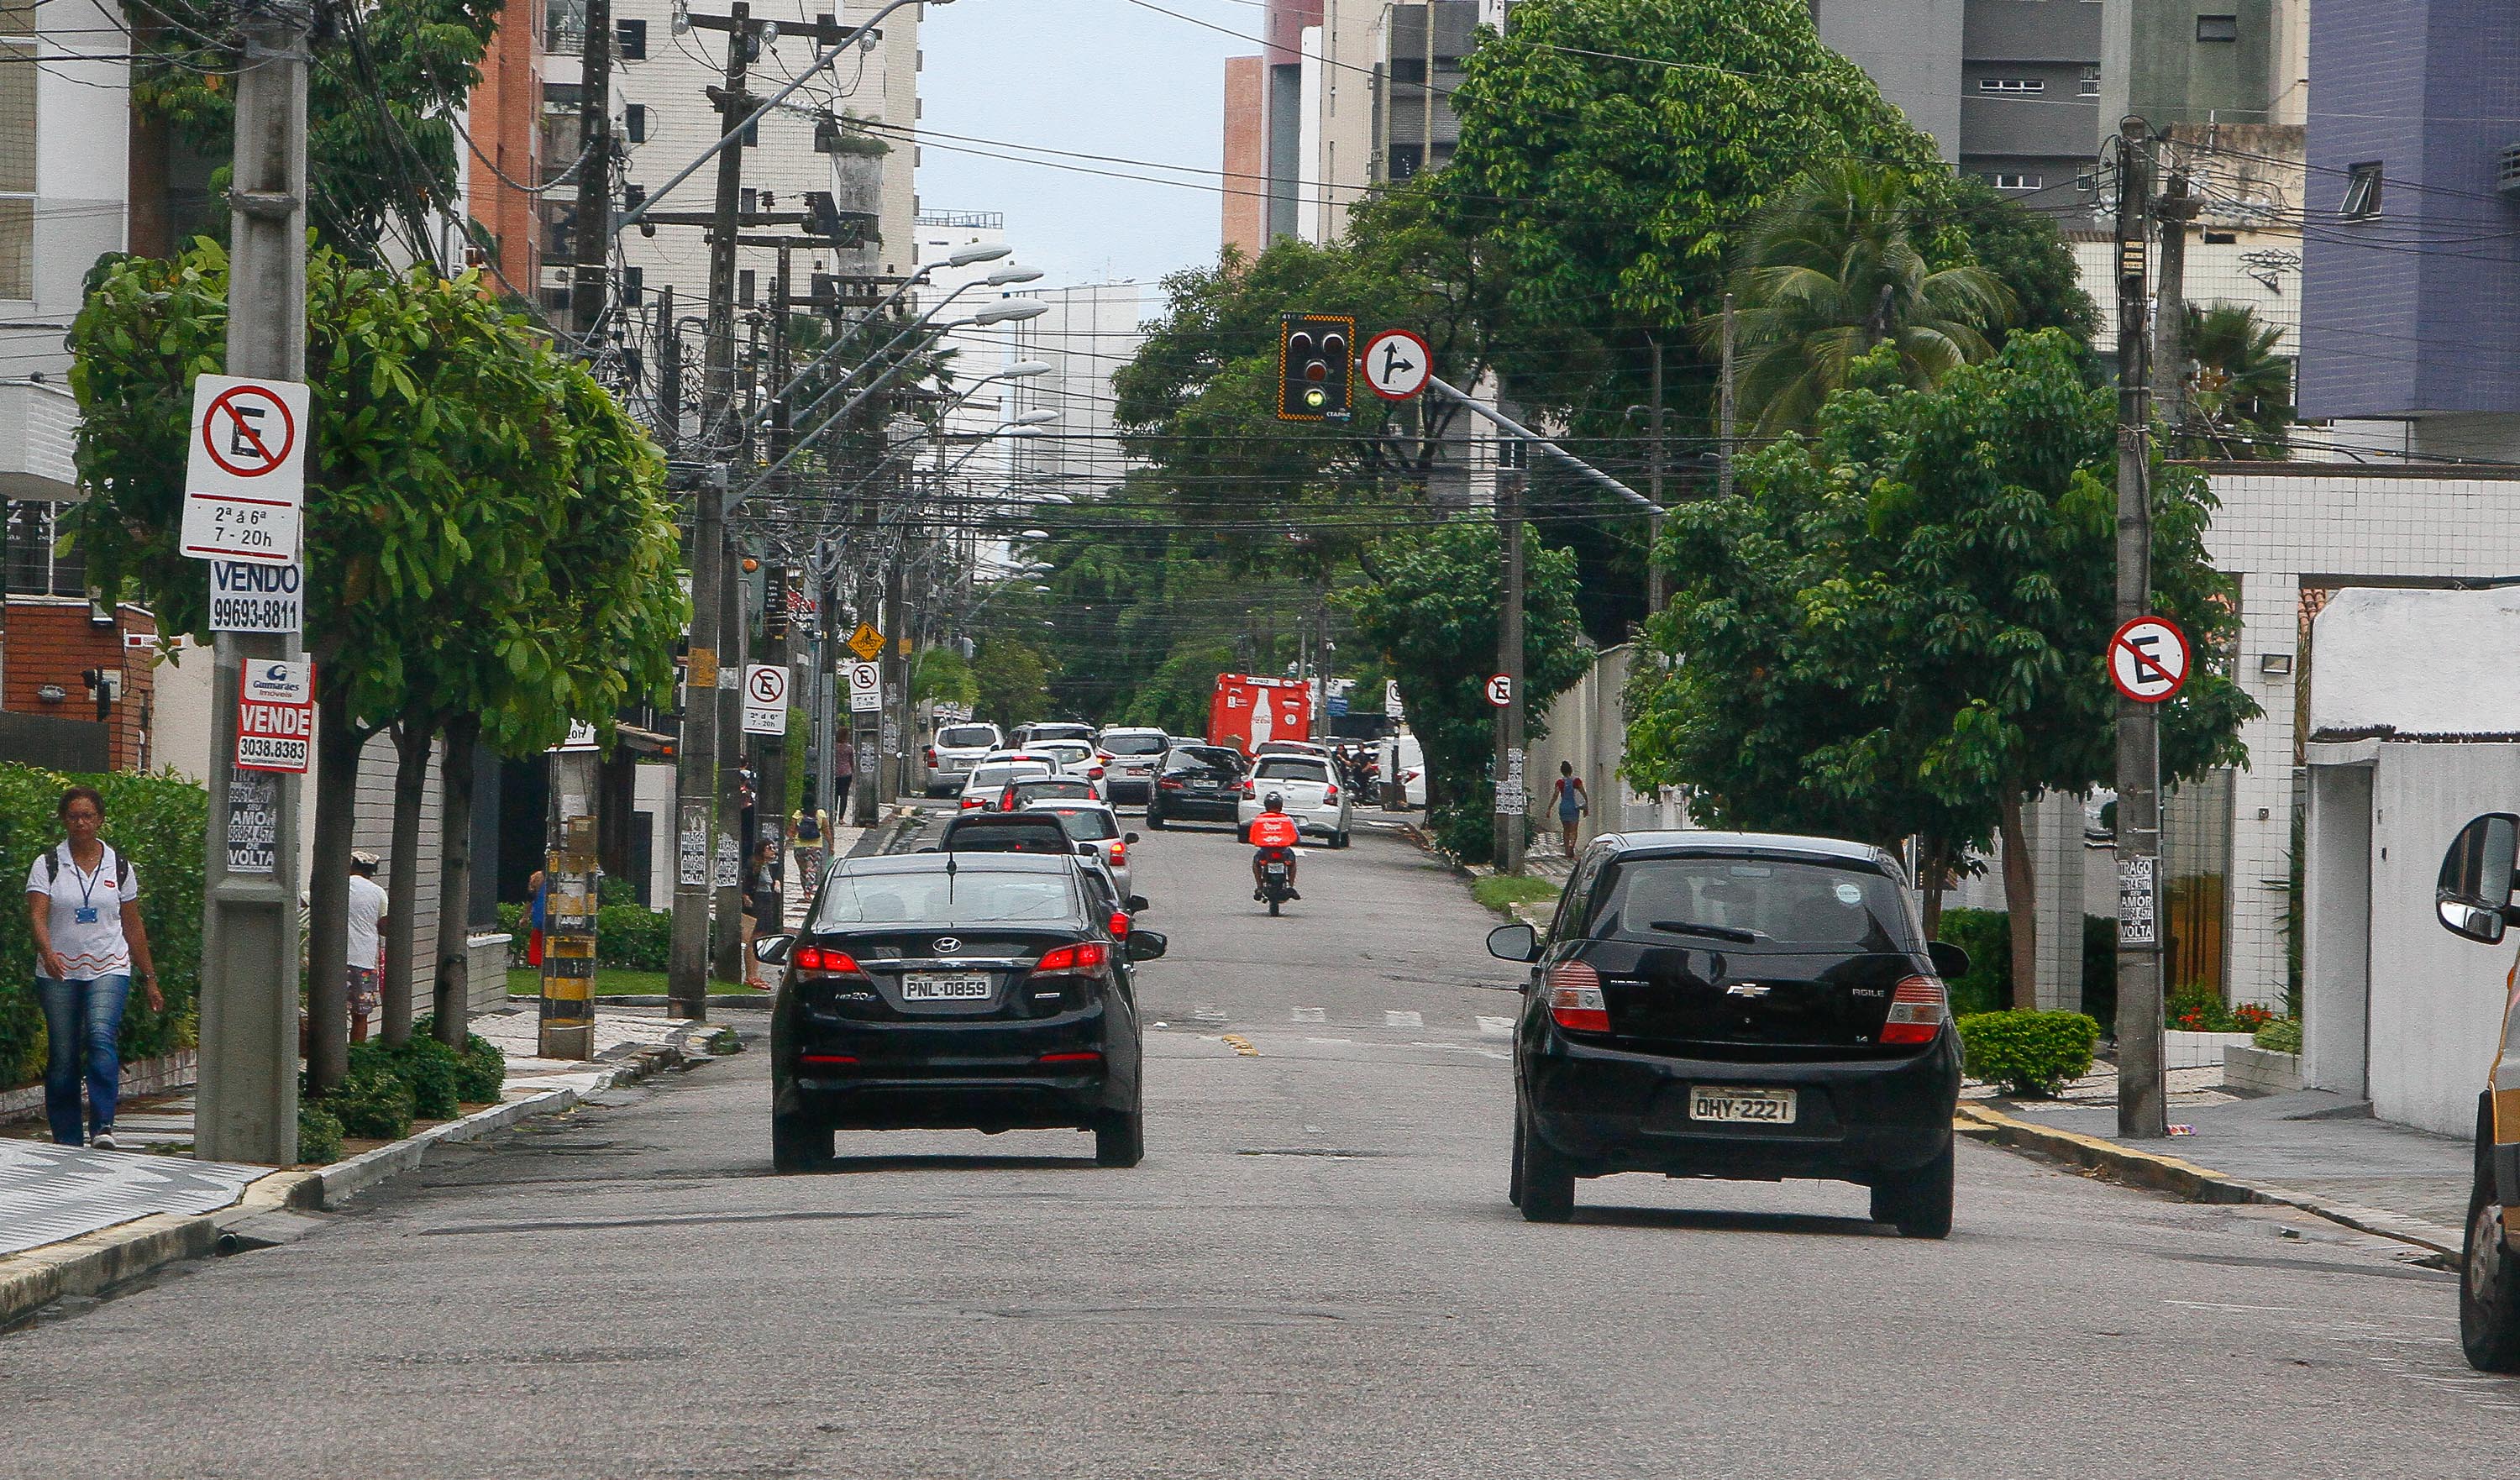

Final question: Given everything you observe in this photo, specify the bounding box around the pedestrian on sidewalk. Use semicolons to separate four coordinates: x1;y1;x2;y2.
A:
26;785;160;1150
792;804;827;893
345;850;386;1044
524;868;547;968
743;839;780;989
1551;761;1588;858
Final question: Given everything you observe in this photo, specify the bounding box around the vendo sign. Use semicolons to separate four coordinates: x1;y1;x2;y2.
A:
236;659;315;773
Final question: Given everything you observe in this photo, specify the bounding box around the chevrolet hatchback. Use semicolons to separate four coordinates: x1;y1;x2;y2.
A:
1488;832;1966;1235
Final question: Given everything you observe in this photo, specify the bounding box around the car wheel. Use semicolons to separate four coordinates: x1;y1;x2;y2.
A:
2464;1151;2520;1370
1095;1102;1145;1168
1870;1141;1955;1238
1515;1100;1575;1223
1145;804;1166;830
771;1111;830;1173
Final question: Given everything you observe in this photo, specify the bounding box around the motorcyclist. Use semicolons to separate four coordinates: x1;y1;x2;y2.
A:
1250;790;1301;901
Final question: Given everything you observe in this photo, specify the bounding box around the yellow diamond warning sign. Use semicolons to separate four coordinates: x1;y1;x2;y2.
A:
847;623;885;662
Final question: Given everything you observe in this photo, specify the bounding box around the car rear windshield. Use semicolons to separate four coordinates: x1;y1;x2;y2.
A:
1011;779;1095;801
1036;742;1091;762
1590;857;1913;951
1101;732;1167;755
1166;748;1236;772
969;764;1047;789
937;726;997;748
1252;757;1328;782
815;869;1075;926
1038;807;1120;841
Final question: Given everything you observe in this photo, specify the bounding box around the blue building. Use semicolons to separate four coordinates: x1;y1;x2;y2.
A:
2297;1;2520;438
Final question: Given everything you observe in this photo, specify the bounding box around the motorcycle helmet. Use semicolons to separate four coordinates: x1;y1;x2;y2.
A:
1265;790;1285;812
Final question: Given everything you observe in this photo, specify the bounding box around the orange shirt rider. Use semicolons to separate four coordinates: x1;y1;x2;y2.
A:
1250;807;1301;899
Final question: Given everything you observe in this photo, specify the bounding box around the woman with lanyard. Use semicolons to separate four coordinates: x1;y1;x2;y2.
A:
26;785;160;1149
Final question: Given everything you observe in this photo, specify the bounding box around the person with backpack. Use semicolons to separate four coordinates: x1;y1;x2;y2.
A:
26;785;160;1149
1551;761;1589;858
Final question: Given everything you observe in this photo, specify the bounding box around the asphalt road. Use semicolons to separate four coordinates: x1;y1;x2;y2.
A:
4;806;2514;1478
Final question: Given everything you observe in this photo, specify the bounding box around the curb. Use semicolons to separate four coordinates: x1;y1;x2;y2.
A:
1956;1103;2463;1260
1;1025;714;1331
510;993;772;1010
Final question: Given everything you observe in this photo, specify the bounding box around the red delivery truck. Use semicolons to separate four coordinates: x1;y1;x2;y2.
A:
1208;674;1314;755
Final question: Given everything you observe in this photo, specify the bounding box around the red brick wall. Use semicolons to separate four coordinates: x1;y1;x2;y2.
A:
3;601;160;770
466;5;544;292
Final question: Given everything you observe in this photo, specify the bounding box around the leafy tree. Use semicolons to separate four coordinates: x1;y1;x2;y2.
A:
128;0;500;263
1341;520;1592;863
67;243;685;1068
2178;302;2293;459
1945;175;2098;349
1719;161;2017;433
911;648;979;709
971;639;1054;727
1628;333;2255;999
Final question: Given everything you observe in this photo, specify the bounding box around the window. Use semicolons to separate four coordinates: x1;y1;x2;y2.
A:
0;0;31;299
544;0;585;52
738;269;755;306
615;16;646;59
5;502;87;598
1978;77;2045;93
2080;66;2101;97
1592;858;1911;951
621;265;643;294
2342;161;2383;219
624;102;648;144
2197;14;2238;41
1992;172;2045;192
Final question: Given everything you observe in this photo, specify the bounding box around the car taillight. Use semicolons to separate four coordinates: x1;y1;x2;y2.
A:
1242;780;1255;797
1096;752;1114;764
1037;1050;1102;1065
924;747;937;765
1323;785;1338;802
1109;839;1126;866
1034;941;1110;974
961;796;982;809
1107;910;1131;937
1546;959;1609;1033
1158;778;1184;790
793;944;863;976
1881;976;1947;1045
999;786;1018;811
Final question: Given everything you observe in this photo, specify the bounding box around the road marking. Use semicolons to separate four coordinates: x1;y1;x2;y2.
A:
1476;1015;1515;1037
1384;1010;1423;1029
1291;1006;1326;1023
1221;1033;1259;1058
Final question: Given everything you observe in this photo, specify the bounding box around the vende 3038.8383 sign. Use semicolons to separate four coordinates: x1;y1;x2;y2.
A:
235;659;315;773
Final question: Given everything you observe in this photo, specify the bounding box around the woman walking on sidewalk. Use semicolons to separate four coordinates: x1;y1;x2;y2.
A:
27;785;160;1149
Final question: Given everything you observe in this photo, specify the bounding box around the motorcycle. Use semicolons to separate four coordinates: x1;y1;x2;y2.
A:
1257;851;1295;915
1250;791;1301;916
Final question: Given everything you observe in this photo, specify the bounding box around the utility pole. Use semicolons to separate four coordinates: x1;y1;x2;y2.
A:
2152;164;2196;445
565;0;611;344
711;541;746;980
1645;336;1667;619
2113;118;2167;1141
196;0;308;1164
667;2;754;1015
1494;412;1527;875
1718;292;1737;501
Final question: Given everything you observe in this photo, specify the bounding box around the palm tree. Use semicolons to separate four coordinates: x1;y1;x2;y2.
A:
2180;302;2294;459
1715;161;2018;433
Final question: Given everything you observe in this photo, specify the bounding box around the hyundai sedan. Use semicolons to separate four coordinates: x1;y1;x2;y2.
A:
761;853;1164;1171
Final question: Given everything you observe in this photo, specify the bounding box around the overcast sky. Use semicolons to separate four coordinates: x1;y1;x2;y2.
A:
916;0;1252;293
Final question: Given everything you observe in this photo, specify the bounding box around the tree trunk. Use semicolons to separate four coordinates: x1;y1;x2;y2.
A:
432;712;482;1049
382;716;434;1046
1998;790;2038;1011
1919;836;1947;939
306;686;365;1094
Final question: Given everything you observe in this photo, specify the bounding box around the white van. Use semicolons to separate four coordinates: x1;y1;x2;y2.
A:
1381;732;1425;809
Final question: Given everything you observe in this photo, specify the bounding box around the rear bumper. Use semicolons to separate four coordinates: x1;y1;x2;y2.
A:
1523;1027;1959;1183
1154;792;1238;820
777;1005;1134;1132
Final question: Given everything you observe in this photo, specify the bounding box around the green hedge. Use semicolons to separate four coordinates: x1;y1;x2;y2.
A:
0;765;207;1091
297;1101;346;1164
1957;1010;2100;1097
496;899;669;972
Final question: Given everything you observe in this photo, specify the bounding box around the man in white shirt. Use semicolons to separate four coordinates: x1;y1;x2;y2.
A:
346;850;388;1044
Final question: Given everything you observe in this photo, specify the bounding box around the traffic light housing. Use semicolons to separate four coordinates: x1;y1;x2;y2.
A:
1276;312;1355;422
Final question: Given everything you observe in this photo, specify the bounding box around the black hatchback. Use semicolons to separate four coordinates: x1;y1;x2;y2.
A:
1488;832;1966;1236
1144;745;1246;828
759;853;1166;1172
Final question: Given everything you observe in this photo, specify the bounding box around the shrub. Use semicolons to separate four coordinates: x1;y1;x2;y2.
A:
352;1035;462;1120
414;1014;507;1103
1936;907;2011;1015
327;1066;415;1140
497;901;527;964
596;904;673;970
297;1101;346;1165
0;765;208;1090
1957;1010;2099;1097
2254;1016;2302;1055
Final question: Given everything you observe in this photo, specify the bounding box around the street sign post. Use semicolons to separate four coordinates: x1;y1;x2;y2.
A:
743;662;789;735
1484;673;1514;707
1360;328;1433;401
847;622;885;662
845;659;881;712
181;375;310;565
2108;616;2191;704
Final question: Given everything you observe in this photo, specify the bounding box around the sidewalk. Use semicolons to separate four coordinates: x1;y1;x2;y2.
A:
1971;1067;2472;1256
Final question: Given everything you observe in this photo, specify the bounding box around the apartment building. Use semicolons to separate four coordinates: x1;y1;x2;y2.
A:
1005;282;1151;506
2100;0;2307;142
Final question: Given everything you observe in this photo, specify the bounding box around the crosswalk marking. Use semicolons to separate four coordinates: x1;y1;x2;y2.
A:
1383;1010;1423;1029
1291;1006;1326;1023
1476;1015;1515;1038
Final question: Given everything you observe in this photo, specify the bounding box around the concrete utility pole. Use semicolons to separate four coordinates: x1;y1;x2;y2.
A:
196;0;308;1165
1644;336;1666;619
667;2;755;1014
1494;440;1527;876
2113;118;2168;1141
711;541;746;980
565;0;612;344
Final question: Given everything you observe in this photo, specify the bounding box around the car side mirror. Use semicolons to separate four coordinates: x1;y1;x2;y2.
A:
1125;832;1140;845
752;933;794;965
2439;812;2520;944
1487;922;1540;963
1126;929;1168;962
1128;894;1150;913
1928;941;1971;979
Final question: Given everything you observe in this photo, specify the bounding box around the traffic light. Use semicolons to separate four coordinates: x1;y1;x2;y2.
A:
1276;312;1355;422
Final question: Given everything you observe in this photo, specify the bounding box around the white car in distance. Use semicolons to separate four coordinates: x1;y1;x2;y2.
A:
1236;753;1352;848
957;758;1053;810
925;721;1005;797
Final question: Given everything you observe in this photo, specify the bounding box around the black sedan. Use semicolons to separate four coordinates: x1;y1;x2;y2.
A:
1489;831;1966;1236
1144;745;1246;828
759;852;1165;1172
